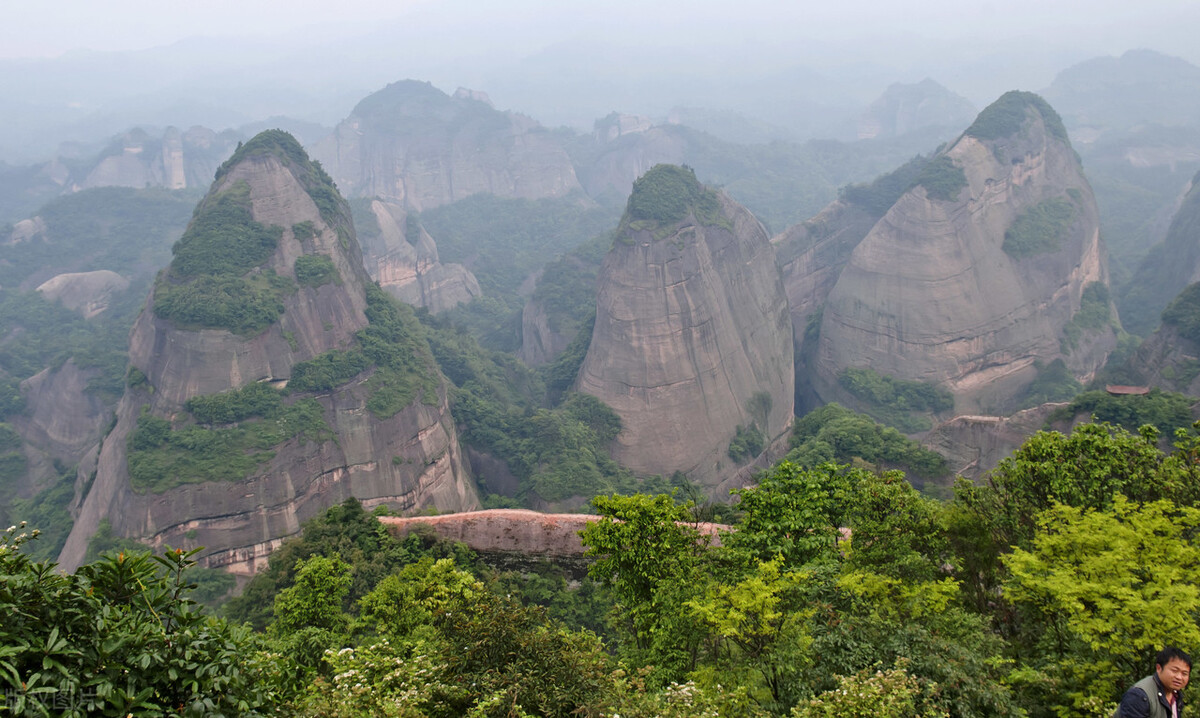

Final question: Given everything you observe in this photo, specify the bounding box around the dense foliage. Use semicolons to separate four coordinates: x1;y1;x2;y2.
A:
1160;280;1200;343
16;418;1200;716
1003;197;1076;258
1061;281;1115;351
837;366;955;432
1019;358;1084;408
293;254;338;288
1047;388;1194;436
787;403;949;480
911;155;967;202
964;91;1071;144
839;154;931;216
623;164;726;228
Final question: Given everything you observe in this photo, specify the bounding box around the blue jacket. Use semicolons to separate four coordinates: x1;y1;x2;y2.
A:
1118;674;1184;718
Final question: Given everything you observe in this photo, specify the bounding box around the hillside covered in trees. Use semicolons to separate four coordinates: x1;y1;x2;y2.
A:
7;418;1200;717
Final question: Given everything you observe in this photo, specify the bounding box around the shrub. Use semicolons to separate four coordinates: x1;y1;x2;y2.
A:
168;181;282;279
838;367;954;433
294;254;338;287
623;164;729;231
290;349;370;393
728;424;766;462
910;155;967;202
1003;197;1075;258
1161;281;1200;344
964;90;1069;144
154;272;288;335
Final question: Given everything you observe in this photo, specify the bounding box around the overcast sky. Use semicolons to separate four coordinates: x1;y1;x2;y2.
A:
4;0;1199;63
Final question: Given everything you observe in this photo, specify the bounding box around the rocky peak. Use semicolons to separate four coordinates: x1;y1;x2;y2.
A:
59;130;477;572
856;78;975;140
576;165;793;490
814;92;1115;416
593;112;654;143
311;80;582;211
453;87;494;107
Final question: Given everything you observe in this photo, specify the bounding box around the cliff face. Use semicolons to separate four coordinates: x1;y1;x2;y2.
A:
856;79;976;140
814;92;1115;414
81;127;239;192
59;131;478;573
576;165;793;489
312;81;581;211
356;199;480;313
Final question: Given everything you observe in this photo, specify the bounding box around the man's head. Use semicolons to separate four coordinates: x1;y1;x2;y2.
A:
1156;647;1193;693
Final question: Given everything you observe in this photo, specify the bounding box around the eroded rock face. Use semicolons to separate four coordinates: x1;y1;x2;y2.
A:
856;79;976;140
59;132;478;573
814;93;1115;414
1132;321;1200;396
357;200;480;313
312;80;581;211
576;166;794;489
36;270;130;318
12;360;111;498
81;127;238;191
921;403;1063;480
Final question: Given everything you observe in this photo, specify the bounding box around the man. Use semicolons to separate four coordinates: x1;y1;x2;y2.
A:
1118;647;1192;718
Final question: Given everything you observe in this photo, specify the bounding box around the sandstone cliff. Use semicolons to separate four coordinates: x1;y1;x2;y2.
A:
81;127;239;192
59;131;478;573
575;165;793;489
856;79;976;140
814;92;1116;415
921;403;1064;481
1121;173;1200;336
311;81;581;211
355;199;480;313
36;270;129;318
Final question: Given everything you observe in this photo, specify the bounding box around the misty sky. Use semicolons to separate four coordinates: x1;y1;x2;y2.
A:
5;0;1199;63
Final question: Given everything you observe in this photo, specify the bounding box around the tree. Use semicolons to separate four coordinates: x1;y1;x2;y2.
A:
580;493;710;683
1004;497;1200;715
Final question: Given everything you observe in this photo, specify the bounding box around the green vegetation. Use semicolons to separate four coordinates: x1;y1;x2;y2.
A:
1061;281;1115;351
787;403;948;480
964;90;1070;144
623;164;727;231
294;253;338;287
839;154;931;216
358;283;440;417
126;387;330;493
169;182;281;279
837;367;954;432
1019;358;1083;408
215;130;346;231
1160;280;1200;343
289;348;371;393
292;220;316;241
909;154;967;202
412;193;618;351
154;180;292;334
154;270;291;334
19;418;1200;716
1047;388;1194;436
1003;197;1076;258
728;424;766;462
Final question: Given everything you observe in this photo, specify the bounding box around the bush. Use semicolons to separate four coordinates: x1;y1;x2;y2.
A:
964;90;1069;143
154;272;288;334
625;164;723;226
1161;281;1200;344
1003;197;1075;258
289;349;370;393
168;181;282;279
1047;389;1194;437
837;368;954;432
1020;359;1083;408
840;154;931;216
294;254;338;287
910;155;967;202
186;381;285;425
788;404;948;479
728;424;766;462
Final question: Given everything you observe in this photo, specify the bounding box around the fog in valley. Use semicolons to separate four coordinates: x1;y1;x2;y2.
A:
5;2;1200;714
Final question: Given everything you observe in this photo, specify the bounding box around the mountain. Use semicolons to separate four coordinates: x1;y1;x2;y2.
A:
58;131;478;573
1042;49;1200;134
812;92;1116;417
1129;281;1200;395
856;79;976;140
352;198;481;313
311;81;582;211
575;165;793;490
1120;172;1200;336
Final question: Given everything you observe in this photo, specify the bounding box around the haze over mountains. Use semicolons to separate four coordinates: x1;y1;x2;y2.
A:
3;0;1200;574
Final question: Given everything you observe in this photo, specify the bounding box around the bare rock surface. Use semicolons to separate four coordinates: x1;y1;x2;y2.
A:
576;167;793;488
922;403;1063;480
815;93;1116;414
312;80;581;211
358;200;480;313
36;270;130;318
